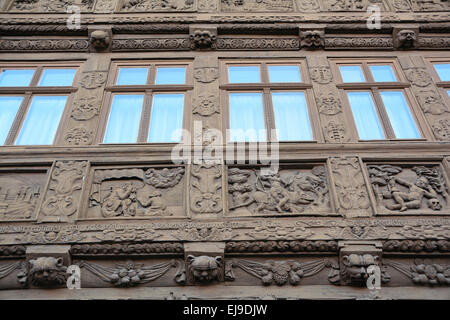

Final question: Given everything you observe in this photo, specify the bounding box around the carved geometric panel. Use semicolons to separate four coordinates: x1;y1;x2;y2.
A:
227;164;333;217
86;165;186;219
0;169;48;221
367;163;450;215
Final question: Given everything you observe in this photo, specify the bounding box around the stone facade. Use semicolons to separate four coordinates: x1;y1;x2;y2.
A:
0;0;449;300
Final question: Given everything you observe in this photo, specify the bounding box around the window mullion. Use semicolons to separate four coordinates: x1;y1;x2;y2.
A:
138;90;153;143
263;88;276;142
372;88;395;139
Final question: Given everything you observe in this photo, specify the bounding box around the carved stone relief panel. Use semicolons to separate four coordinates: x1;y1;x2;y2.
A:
227;165;332;217
329;157;372;218
38;161;88;223
190;163;223;215
198;0;218;11
410;0;450;11
367;163;450;215
7;0;95;12
296;0;320;12
86;166;186;219
322;0;385;11
0;169;48;221
120;0;197;12
220;0;294;12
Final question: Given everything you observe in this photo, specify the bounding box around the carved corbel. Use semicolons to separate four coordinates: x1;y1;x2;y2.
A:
184;242;225;285
393;27;419;49
300;28;325;49
88;27;112;52
189;26;217;50
330;241;390;286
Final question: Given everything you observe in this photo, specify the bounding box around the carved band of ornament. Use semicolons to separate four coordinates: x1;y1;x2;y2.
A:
384;260;450;286
418;37;450;48
324;37;393;48
225;258;336;286
0;39;89;51
383;240;450;253
112;25;190;34
71;242;184;256
0;245;26;257
215;38;300;50
0;25;88;35
111;38;191;51
78;259;184;287
226;241;339;253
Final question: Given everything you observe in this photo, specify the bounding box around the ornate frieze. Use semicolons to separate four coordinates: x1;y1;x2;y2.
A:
216;37;300;50
0;39;89;52
367;164;449;215
227;165;331;216
38;161;88;223
71;242;184;256
0;171;47;221
111;38;191;51
324;36;393;49
87;166;186;218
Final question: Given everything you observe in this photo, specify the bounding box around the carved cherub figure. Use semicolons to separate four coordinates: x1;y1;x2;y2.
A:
102;183;137;217
385;176;440;211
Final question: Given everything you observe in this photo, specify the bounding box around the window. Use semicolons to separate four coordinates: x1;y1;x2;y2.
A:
101;62;191;144
221;61;314;142
429;60;450;101
0;64;78;145
333;60;422;140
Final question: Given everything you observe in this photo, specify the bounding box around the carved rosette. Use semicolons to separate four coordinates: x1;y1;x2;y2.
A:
190;164;223;214
330;157;371;217
39;161;88;223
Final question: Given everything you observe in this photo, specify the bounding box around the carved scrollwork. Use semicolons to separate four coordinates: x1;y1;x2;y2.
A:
324;121;347;143
194;67;219;83
80;71;107;89
190;164;222;214
64;127;94;146
432;118;450;141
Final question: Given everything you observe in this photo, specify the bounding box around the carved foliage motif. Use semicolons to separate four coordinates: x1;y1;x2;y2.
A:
0;39;89;51
29;257;67;287
330;157;371;216
79;260;181;287
216;38;299;50
190;164;222;214
433;118;450;140
89;167;185;218
226;259;333;286
0;172;45;220
64;127;94;146
194;67;219;83
40;161;87;222
111;38;191;51
228;166;330;216
367;164;449;214
80;71;107;89
385;259;450;285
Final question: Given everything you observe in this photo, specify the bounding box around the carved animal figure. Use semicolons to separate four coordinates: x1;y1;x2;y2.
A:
187;255;222;283
29;257;67;287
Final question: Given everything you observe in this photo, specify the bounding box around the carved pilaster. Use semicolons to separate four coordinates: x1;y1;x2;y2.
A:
398;56;450;141
329;156;372;217
37;161;88;223
307;56;352;143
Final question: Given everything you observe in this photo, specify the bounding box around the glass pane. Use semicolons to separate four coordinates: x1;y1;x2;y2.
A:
229;93;265;142
104;95;144;143
155;67;186;85
370;65;397;82
339;65;365;83
268;65;302;83
15;96;67;145
116;68;148;85
380;91;420;139
39;69;76;86
148;94;184;143
0;69;34;87
272;92;312;141
0;96;22;144
228;66;261;83
347;92;385;140
434;64;450;81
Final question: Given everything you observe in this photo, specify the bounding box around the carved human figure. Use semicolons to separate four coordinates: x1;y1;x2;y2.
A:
138;190;172;216
385;176;440;211
102;183;137;217
397;30;417;48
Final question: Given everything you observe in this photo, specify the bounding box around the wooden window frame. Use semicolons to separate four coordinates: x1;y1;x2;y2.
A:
219;59;319;143
0;62;81;146
330;58;427;142
98;60;193;145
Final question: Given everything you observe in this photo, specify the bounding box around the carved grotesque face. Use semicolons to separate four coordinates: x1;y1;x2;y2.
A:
342;254;379;282
398;30;417;47
90;30;111;50
187;255;222;283
29;257;66;286
191;30;216;49
302;31;323;47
